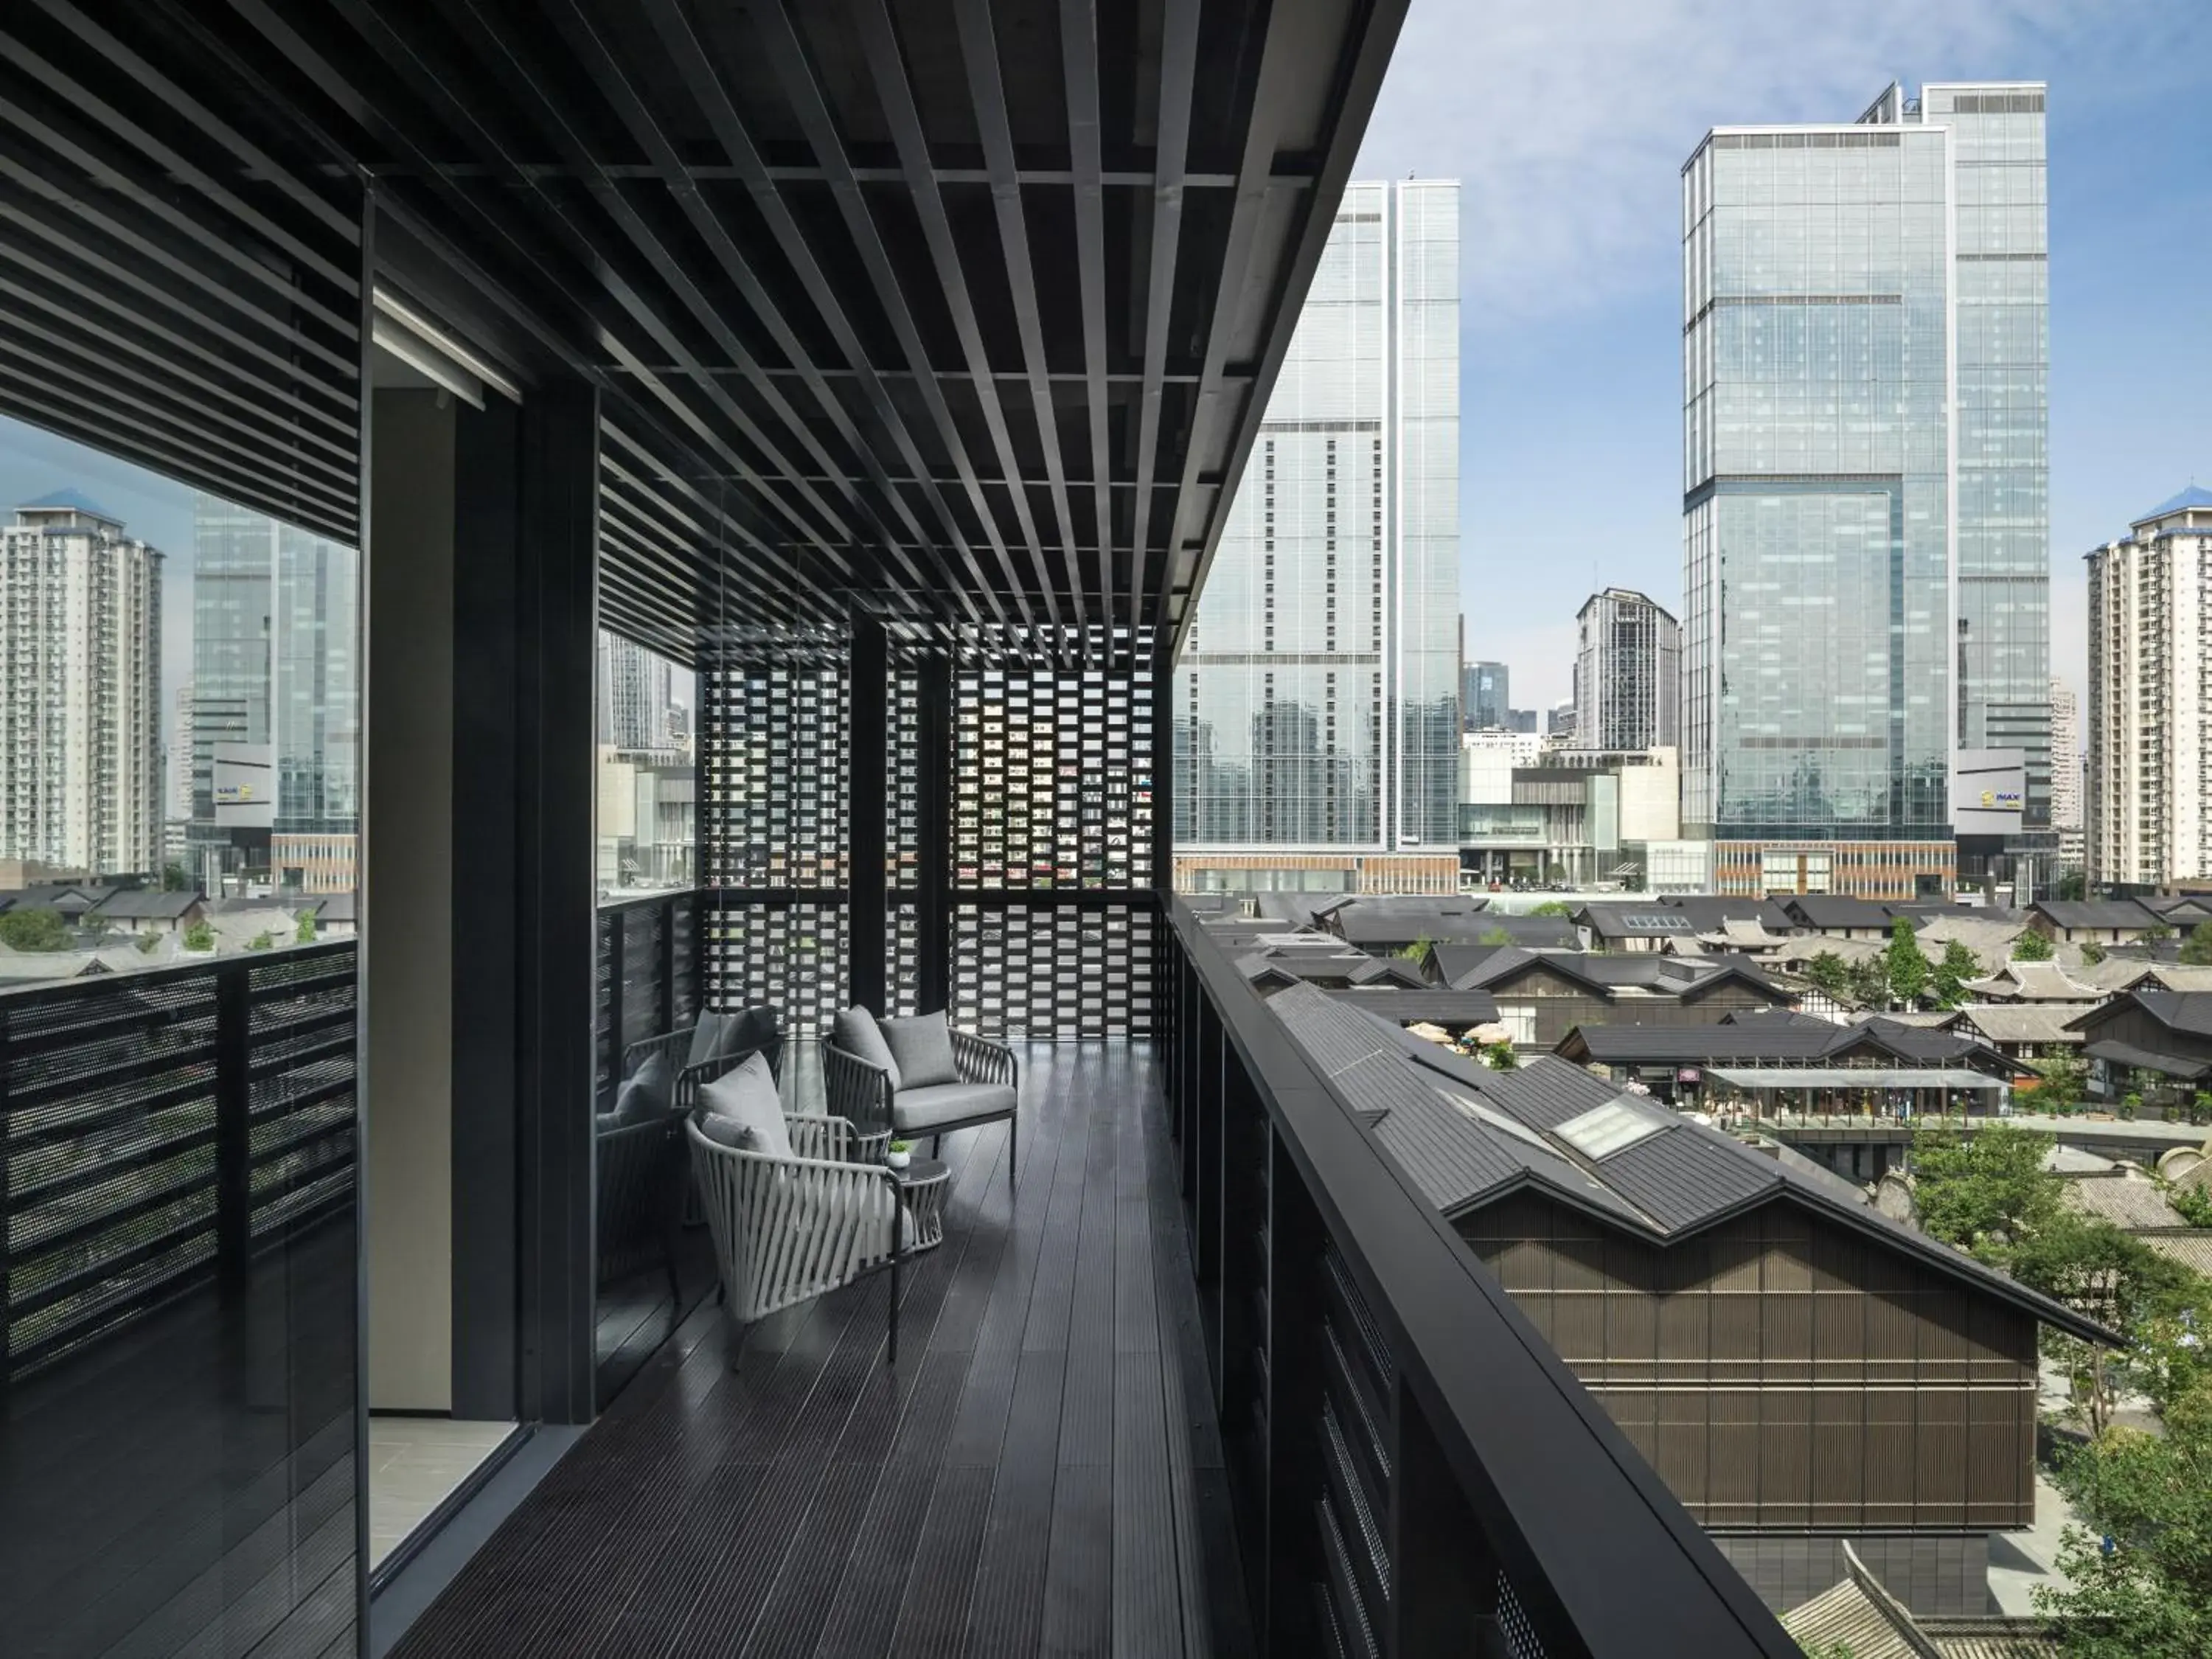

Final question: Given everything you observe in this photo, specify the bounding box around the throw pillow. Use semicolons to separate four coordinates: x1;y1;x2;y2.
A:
698;1051;790;1160
686;1009;731;1071
617;1051;671;1121
880;1010;960;1089
725;1004;779;1060
695;1110;749;1151
832;1005;902;1091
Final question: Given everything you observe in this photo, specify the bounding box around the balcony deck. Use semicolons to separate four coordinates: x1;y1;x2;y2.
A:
390;1040;1251;1658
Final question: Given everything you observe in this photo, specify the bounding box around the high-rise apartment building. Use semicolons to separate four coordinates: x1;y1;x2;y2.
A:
0;493;162;874
2048;675;2081;871
597;629;677;752
189;495;359;883
2086;487;2212;889
1680;81;2048;899
1175;178;1461;888
1463;659;1509;731
1573;588;1680;751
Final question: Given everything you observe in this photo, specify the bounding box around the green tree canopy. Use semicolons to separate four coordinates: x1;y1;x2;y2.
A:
2180;921;2212;967
2014;928;2055;961
1802;950;1851;997
296;910;319;943
1911;1122;2059;1261
2028;1051;2090;1114
1477;926;1513;947
1885;917;1930;1006
1481;1041;1519;1071
1528;900;1573;918
1930;939;1981;1008
2038;1380;2212;1658
182;919;215;952
0;907;70;951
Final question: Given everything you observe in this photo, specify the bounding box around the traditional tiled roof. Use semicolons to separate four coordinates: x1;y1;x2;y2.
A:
1953;1004;2095;1046
2031;900;2163;932
2061;1172;2188;1231
1264;983;2116;1344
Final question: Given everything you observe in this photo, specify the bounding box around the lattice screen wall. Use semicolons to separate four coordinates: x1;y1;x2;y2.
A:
698;627;1161;1040
700;633;852;1037
950;636;1158;1037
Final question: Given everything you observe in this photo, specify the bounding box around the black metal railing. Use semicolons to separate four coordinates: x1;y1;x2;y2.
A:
595;889;703;1103
0;942;358;1384
1158;900;1801;1659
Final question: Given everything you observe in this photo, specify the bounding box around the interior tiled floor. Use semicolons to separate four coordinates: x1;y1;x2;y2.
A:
369;1417;518;1568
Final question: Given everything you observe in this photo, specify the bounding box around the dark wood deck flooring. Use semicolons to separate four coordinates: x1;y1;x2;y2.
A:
391;1040;1252;1659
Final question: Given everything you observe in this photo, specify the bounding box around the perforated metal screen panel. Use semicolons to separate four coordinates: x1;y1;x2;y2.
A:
953;658;1155;891
698;627;1162;1040
702;638;850;891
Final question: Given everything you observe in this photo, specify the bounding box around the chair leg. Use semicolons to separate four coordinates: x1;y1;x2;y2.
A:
887;1258;900;1367
931;1133;942;1158
1009;1114;1017;1186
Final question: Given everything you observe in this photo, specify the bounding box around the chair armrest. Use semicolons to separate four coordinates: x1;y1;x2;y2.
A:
622;1026;695;1079
785;1112;882;1166
952;1029;1018;1091
822;1042;894;1138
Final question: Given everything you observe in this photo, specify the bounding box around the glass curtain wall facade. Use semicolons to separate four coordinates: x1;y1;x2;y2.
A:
1680;83;2048;886
1176;179;1461;860
1933;85;2051;826
191;498;360;883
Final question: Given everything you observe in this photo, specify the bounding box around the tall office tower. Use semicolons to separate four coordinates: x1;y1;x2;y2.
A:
1463;659;1509;731
2085;487;2212;888
190;495;360;880
1548;700;1578;741
2048;675;2081;869
171;682;195;822
1681;81;2048;899
1573;588;1680;751
0;493;163;874
596;629;677;751
1175;179;1461;890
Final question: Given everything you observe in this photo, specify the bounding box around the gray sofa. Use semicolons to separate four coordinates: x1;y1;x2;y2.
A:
824;1006;1018;1180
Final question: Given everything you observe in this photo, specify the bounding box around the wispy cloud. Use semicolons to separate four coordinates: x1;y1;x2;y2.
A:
1354;0;2175;327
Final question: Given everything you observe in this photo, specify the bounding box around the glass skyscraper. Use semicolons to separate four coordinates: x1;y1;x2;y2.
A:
1175;179;1461;869
191;494;360;877
1680;82;2048;897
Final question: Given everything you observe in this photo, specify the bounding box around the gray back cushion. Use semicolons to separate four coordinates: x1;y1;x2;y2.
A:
698;1052;790;1160
616;1050;672;1122
832;1005;901;1091
880;1010;959;1090
686;1010;731;1071
726;1004;779;1062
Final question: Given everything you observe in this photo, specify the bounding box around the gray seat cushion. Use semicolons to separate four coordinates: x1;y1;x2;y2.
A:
832;1005;902;1091
892;1079;1017;1135
616;1050;672;1122
686;1010;731;1071
698;1052;790;1159
880;1010;959;1089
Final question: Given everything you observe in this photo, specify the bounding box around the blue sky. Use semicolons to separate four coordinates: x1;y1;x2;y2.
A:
1352;0;2212;714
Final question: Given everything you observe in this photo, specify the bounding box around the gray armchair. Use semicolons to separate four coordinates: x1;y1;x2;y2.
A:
824;1008;1018;1180
621;1003;782;1115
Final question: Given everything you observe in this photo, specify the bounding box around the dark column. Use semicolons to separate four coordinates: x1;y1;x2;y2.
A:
916;652;953;1013
849;618;888;1013
513;382;601;1426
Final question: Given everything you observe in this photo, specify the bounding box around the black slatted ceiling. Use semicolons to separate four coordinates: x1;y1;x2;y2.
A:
0;0;1407;663
0;0;364;544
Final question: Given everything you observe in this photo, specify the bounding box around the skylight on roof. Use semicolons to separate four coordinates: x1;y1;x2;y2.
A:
1554;1097;1668;1159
